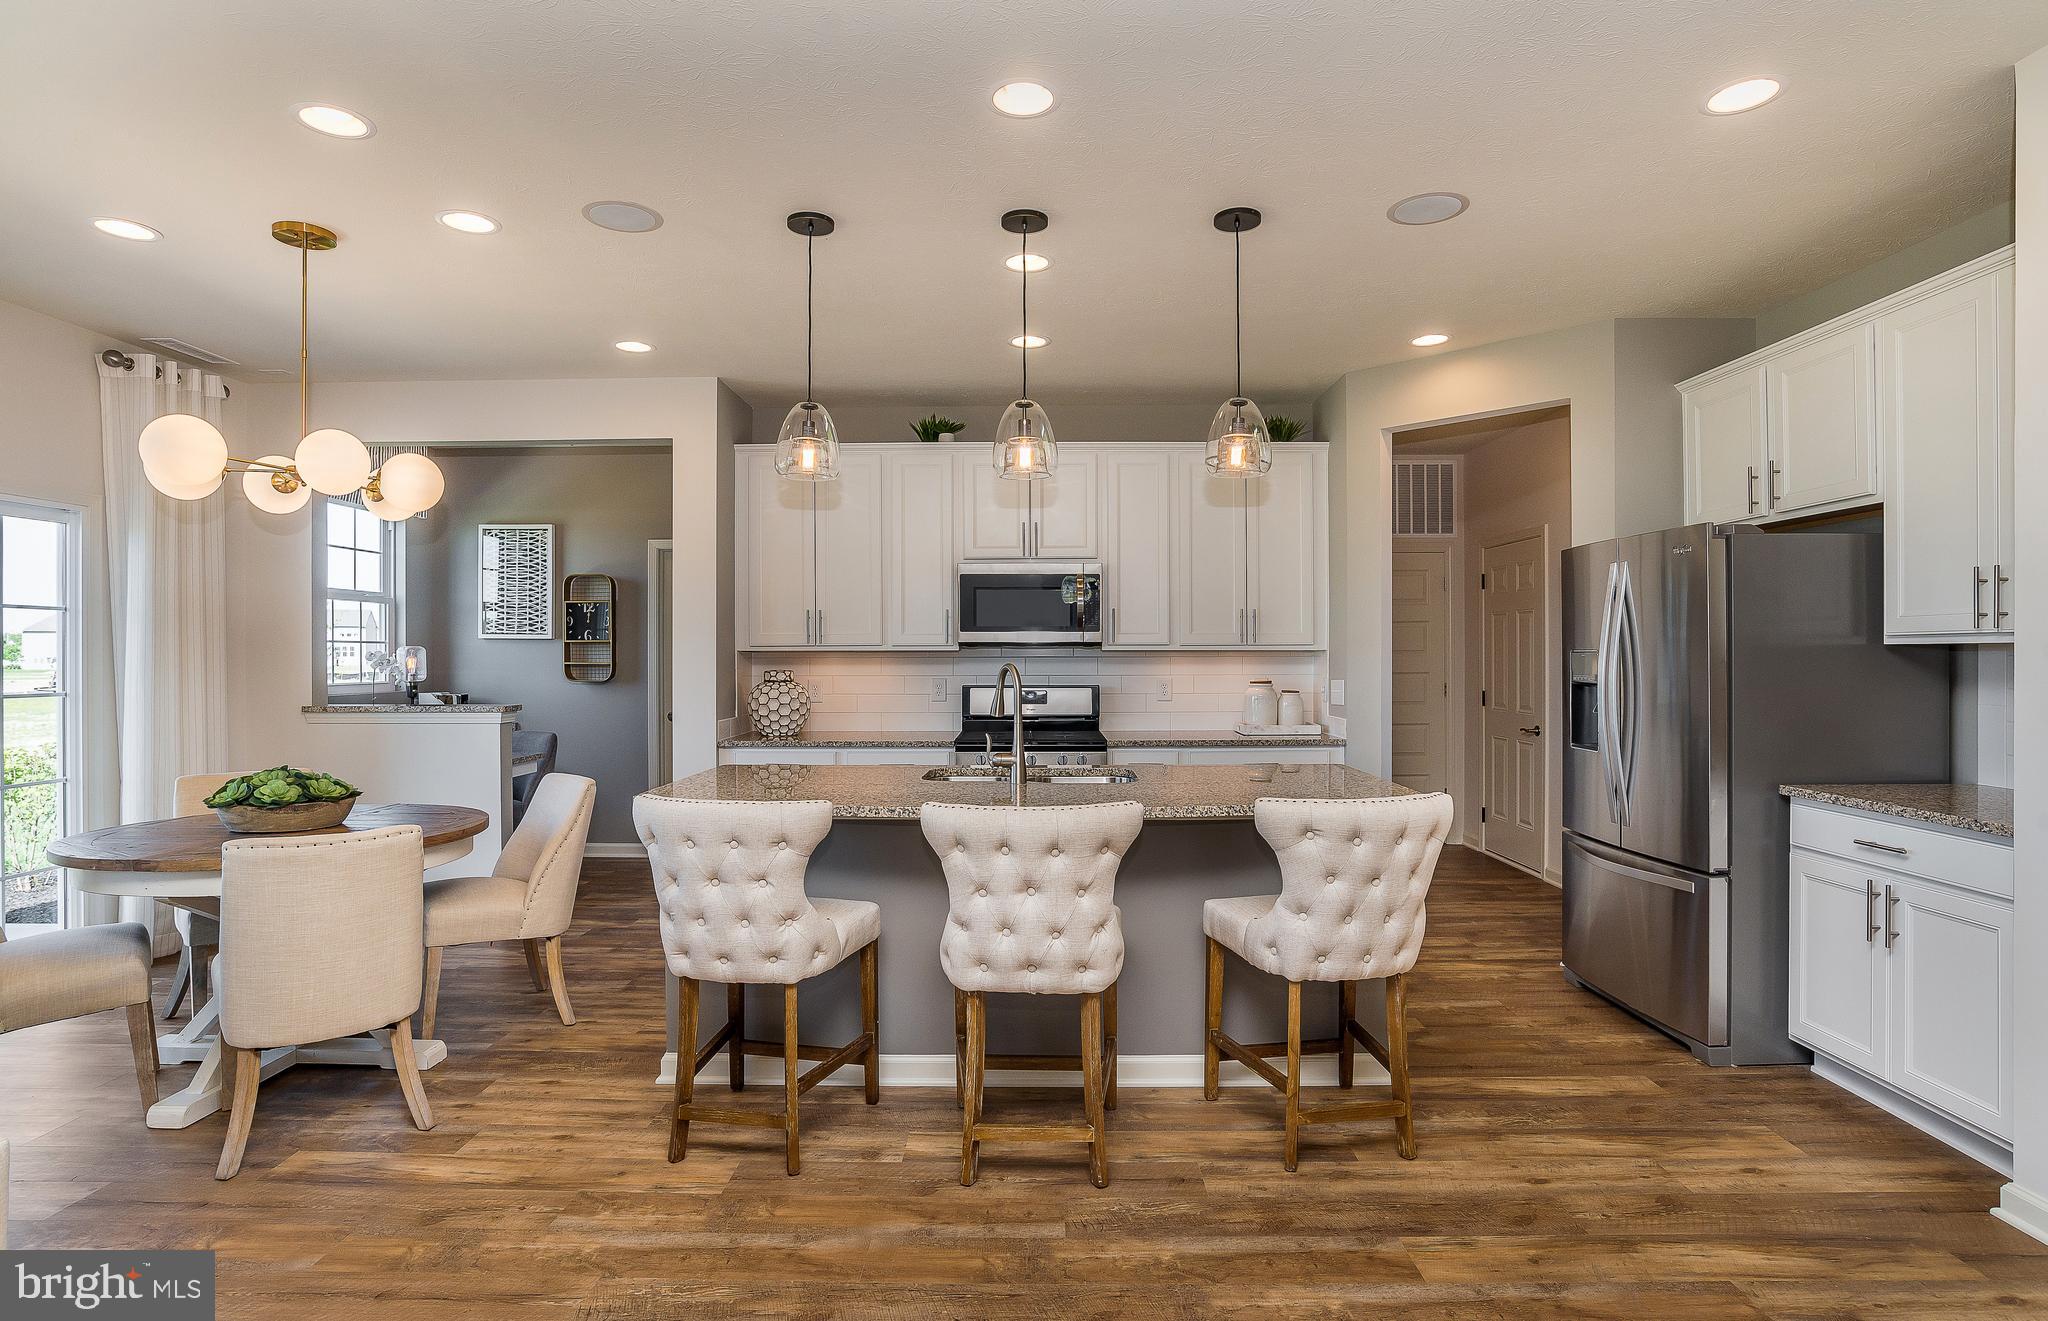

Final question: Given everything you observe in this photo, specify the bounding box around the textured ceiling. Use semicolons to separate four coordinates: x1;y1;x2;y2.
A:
0;1;2039;409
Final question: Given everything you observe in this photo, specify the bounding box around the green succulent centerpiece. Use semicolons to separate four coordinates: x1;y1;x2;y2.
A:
911;414;966;443
207;765;362;833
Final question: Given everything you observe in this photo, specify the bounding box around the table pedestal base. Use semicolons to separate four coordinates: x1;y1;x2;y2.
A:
149;1004;446;1130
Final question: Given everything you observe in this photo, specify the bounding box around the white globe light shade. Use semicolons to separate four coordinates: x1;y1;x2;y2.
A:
137;413;228;500
242;456;311;514
375;452;446;514
367;491;417;522
294;428;372;496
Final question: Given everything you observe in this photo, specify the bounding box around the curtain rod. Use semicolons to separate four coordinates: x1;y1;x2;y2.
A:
100;348;230;397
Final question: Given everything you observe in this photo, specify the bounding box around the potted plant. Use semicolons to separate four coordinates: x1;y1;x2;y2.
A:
1266;414;1308;444
205;765;362;833
911;414;966;443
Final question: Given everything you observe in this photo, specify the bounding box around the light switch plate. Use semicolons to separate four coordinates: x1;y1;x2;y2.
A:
1329;679;1345;706
1155;679;1172;702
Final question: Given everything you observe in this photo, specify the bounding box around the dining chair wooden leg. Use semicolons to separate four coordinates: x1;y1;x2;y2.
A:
1081;992;1108;1188
124;1000;158;1111
543;936;576;1026
163;949;191;1019
523;938;547;992
1283;980;1303;1172
1203;937;1225;1101
420;947;444;1040
860;941;880;1105
389;1017;435;1131
1338;979;1357;1089
726;983;746;1091
668;976;698;1163
215;1047;262;1180
1104;979;1119;1112
782;983;802;1176
953;988;968;1109
1388;971;1416;1159
960;990;984;1186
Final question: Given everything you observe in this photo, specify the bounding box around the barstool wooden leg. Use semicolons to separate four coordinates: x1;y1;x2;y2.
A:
1338;980;1357;1089
668;976;697;1163
726;983;746;1091
961;991;984;1186
860;941;880;1104
1081;992;1108;1187
1203;937;1224;1101
1283;980;1303;1172
782;983;801;1176
953;988;967;1109
1104;979;1119;1111
1388;971;1417;1159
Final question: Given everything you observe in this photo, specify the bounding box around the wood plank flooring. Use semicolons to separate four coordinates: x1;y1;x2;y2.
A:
4;847;2044;1317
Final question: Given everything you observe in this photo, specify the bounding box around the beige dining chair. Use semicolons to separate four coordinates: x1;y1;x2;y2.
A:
0;920;158;1113
214;825;434;1179
420;773;595;1038
163;772;239;1018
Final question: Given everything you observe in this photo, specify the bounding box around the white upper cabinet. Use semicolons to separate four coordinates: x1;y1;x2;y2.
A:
1031;448;1099;558
811;449;886;646
739;448;815;649
1247;447;1323;647
1172;449;1249;646
960;458;1032;558
1880;264;2013;642
883;449;958;648
1683;365;1768;526
1768;324;1876;513
1098;449;1172;648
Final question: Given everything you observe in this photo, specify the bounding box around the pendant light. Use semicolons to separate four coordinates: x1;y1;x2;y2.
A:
994;208;1055;480
136;220;445;519
774;211;839;481
1205;207;1271;477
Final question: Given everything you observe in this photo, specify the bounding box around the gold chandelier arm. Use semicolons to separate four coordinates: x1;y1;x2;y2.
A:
224;456;296;474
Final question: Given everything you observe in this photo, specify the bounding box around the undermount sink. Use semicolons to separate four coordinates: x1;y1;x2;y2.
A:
921;767;1137;785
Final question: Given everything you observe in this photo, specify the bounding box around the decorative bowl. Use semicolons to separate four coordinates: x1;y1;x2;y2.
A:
214;795;359;834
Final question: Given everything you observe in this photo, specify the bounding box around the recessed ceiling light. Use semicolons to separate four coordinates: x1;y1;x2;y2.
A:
614;340;653;353
1010;334;1048;349
91;217;161;242
583;200;664;233
1411;333;1450;347
992;81;1056;117
1387;193;1469;226
1704;77;1782;115
293;103;376;139
1005;252;1050;273
436;210;500;234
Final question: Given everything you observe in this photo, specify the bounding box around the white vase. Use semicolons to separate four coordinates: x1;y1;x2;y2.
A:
1278;689;1306;726
1242;679;1278;727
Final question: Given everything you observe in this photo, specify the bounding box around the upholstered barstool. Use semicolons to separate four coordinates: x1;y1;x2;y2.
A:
1203;793;1452;1170
634;796;879;1176
921;800;1142;1188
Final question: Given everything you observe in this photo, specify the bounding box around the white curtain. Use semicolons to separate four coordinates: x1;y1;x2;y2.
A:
96;353;229;953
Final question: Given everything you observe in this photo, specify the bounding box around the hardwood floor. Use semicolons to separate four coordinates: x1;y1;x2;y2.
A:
4;847;2043;1317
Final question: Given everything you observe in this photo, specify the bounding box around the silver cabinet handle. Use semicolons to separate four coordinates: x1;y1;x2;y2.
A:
1974;566;1989;627
1746;466;1759;514
1108;605;1117;645
1519;725;1542;738
805;608;812;644
1865;878;1881;943
1995;563;2010;627
1250;607;1258;644
1034;520;1042;556
944;607;951;643
1768;460;1782;508
816;609;824;643
1852;837;1908;856
1237;607;1245;644
1883;884;1899;949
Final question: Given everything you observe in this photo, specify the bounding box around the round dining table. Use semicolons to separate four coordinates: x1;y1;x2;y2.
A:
47;803;490;1130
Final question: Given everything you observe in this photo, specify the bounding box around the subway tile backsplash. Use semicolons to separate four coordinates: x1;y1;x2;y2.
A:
741;649;1328;734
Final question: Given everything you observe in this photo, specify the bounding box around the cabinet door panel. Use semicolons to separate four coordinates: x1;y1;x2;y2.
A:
1768;323;1876;512
811;449;885;646
961;457;1031;558
1100;449;1172;647
1173;450;1247;646
884;451;958;648
1246;447;1320;647
1886;875;2012;1138
1683;367;1768;526
1787;849;1886;1075
1032;448;1099;558
741;449;815;648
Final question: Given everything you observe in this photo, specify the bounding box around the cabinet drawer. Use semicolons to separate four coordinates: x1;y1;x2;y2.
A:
1788;801;2012;899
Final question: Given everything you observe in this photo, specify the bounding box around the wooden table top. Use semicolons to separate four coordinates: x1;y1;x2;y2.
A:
47;803;492;873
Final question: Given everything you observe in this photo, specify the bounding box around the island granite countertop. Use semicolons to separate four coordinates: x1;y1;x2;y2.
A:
303;703;522;714
1781;783;2013;839
717;728;1345;750
650;761;1405;821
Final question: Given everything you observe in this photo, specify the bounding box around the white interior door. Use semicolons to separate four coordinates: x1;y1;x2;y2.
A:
1389;550;1449;793
1481;532;1545;874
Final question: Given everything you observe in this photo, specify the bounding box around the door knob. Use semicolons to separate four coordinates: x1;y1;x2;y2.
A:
1519;725;1542;738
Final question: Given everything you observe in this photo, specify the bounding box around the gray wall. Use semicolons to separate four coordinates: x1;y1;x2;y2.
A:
407;447;672;844
1753;203;2014;348
1612;318;1757;536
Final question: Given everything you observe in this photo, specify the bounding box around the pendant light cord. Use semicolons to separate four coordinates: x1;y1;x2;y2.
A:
299;240;310;438
805;228;815;403
1020;230;1029;401
1233;220;1243;400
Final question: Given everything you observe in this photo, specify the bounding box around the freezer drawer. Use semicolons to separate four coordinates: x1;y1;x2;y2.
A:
1563;833;1727;1049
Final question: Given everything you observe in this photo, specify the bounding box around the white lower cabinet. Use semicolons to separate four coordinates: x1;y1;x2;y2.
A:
1787;803;2013;1151
1179;747;1333;766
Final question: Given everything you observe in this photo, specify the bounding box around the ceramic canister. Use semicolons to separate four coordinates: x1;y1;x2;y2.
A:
1278;688;1306;726
1242;679;1279;727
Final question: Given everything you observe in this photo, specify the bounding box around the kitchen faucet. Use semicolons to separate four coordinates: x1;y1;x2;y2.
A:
992;662;1027;806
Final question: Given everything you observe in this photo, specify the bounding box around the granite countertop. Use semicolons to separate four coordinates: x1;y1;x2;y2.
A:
304;703;523;714
1781;783;2014;839
718;728;1345;749
649;762;1407;821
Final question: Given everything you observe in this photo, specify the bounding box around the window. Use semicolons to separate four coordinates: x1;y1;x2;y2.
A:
320;499;403;691
1;501;81;932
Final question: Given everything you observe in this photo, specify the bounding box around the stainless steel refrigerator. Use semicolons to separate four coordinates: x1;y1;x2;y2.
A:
1561;524;1948;1065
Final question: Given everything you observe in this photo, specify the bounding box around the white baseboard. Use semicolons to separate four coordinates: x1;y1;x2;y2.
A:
1995;1181;2048;1245
654;1051;1388;1090
1810;1054;2012;1176
584;842;646;859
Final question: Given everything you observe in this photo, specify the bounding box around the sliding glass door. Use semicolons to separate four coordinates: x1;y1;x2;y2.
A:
1;501;80;932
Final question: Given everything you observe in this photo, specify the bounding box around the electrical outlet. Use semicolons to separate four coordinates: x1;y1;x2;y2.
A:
1155;679;1172;702
930;676;949;702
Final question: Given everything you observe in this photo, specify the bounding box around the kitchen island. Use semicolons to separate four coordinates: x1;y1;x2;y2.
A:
641;761;1416;1089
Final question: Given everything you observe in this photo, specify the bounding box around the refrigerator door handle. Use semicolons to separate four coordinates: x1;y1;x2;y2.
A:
1597;561;1623;821
1616;559;1643;825
1566;832;1698;894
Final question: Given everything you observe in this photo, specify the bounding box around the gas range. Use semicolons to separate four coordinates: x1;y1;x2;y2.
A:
951;683;1110;767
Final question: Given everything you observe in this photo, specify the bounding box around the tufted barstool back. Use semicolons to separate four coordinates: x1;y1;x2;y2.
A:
921;801;1142;996
637;797;846;986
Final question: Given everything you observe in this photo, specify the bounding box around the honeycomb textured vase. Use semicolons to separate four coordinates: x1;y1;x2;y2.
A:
748;669;812;738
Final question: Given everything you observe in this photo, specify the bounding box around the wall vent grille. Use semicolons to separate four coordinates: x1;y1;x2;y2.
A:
139;336;238;366
1392;459;1456;536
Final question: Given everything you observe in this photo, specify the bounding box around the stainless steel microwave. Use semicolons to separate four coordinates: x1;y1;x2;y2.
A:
956;561;1102;644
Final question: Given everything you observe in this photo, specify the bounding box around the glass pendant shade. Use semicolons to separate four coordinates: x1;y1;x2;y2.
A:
1205;396;1272;477
242;455;311;514
295;427;373;496
774;401;839;480
373;452;446;517
137;413;228;499
993;399;1056;480
397;644;427;684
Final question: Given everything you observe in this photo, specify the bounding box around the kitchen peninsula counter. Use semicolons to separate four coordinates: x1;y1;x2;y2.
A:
716;729;1347;750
